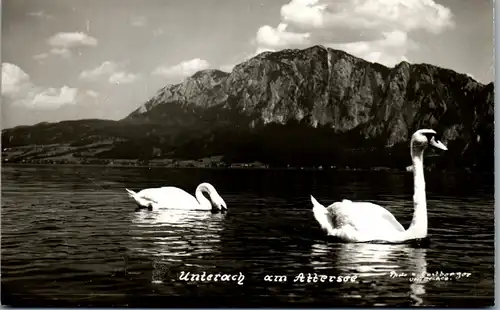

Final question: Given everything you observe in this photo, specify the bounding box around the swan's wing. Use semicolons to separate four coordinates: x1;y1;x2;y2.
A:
366;203;405;232
328;200;405;233
136;187;200;209
135;188;163;204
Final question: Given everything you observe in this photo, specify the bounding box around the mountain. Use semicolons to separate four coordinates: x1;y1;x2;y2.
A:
1;45;494;171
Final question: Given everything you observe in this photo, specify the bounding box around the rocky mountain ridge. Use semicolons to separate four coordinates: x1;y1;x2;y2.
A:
2;45;494;171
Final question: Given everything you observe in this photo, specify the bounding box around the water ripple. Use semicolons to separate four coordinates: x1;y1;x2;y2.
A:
1;165;494;307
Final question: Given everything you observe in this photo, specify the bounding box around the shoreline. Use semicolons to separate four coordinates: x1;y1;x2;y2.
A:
0;162;490;175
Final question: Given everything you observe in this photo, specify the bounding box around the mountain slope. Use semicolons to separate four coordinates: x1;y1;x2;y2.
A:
2;45;494;171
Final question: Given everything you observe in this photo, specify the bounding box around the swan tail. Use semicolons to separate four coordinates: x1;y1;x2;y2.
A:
126;188;156;209
310;195;336;236
125;188;145;207
126;188;137;199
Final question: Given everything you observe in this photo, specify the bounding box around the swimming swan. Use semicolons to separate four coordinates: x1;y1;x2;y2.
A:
126;183;227;212
310;129;448;243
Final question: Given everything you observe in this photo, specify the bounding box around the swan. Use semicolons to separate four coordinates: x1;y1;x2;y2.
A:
310;129;448;243
125;182;227;212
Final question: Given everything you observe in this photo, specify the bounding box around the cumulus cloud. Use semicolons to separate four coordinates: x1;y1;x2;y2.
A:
49;48;71;58
33;49;72;62
32;86;78;109
79;61;140;85
152;58;210;78
48;32;98;48
280;0;327;29
256;23;311;50
2;63;79;109
34;32;97;60
255;0;455;67
36;32;98;59
2;63;32;97
280;0;454;33
328;30;415;67
79;61;119;81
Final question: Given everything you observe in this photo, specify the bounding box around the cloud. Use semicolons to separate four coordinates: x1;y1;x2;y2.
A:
85;90;99;98
108;72;141;84
48;32;98;49
79;61;119;81
279;0;454;33
49;48;71;58
36;32;97;59
327;30;415;67
79;61;140;85
152;58;210;78
1;63;32;97
256;23;311;50
2;63;79;110
280;0;327;29
255;0;455;67
32;86;78;109
33;49;71;63
220;63;236;72
131;16;147;27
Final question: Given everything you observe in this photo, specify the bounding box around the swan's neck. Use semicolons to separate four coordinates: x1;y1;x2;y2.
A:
195;184;214;209
405;146;428;239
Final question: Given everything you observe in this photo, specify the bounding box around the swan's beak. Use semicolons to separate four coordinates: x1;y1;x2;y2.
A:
220;203;228;212
213;199;227;213
430;137;448;151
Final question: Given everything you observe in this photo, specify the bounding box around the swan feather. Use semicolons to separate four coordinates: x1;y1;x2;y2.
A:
310;129;448;243
126;183;227;212
326;201;405;233
132;187;204;210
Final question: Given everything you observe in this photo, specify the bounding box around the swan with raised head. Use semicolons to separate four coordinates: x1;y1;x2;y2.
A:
310;129;448;243
126;182;227;212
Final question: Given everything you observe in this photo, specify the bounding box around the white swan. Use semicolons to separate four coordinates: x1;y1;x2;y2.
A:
126;182;227;212
310;129;448;243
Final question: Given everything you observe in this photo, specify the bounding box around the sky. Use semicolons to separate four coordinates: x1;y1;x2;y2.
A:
1;0;495;129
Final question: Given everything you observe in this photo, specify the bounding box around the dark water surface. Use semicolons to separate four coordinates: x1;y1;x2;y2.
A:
1;165;495;307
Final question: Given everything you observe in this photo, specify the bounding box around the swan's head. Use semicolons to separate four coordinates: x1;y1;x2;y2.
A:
199;182;228;212
214;197;228;212
411;129;448;151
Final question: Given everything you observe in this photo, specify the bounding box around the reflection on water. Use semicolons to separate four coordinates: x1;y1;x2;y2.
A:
407;248;428;307
311;242;404;275
132;209;224;227
130;210;226;284
1;165;495;307
130;209;225;258
310;242;428;306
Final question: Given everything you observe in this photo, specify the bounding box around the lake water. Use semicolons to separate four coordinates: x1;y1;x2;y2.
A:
1;165;495;307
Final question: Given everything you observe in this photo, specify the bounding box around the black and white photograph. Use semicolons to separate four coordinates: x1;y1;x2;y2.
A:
1;0;495;307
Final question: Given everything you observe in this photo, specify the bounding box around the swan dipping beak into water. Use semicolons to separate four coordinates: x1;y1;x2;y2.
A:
126;182;227;213
311;129;448;243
